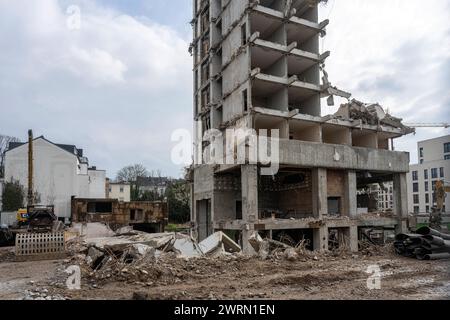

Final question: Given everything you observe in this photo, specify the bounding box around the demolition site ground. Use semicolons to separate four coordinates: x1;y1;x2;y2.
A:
0;246;449;300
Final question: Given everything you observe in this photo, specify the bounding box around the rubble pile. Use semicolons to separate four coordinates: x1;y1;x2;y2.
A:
62;227;243;286
395;227;450;260
23;287;68;301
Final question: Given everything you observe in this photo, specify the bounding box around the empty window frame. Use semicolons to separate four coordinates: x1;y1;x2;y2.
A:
241;23;247;45
242;89;248;112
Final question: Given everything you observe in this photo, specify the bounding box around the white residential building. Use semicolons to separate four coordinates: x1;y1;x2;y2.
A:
108;182;131;202
372;182;394;212
407;135;450;214
4;136;106;222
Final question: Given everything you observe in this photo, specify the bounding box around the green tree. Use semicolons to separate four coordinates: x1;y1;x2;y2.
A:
166;181;190;223
116;164;148;183
2;180;25;211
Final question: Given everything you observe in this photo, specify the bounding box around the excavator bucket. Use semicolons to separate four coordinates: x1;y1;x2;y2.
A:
15;231;66;261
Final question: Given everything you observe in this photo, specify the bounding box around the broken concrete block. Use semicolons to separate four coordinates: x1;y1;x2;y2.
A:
71;223;116;239
86;246;105;268
285;248;299;261
199;232;241;256
172;236;203;258
127;244;156;260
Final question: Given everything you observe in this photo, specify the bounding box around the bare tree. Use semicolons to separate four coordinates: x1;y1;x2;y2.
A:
0;134;20;178
116;164;148;183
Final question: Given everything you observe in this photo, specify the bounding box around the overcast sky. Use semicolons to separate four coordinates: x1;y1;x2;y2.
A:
0;0;449;178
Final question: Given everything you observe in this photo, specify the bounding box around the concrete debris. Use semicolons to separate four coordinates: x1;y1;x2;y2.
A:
86;246;105;268
126;244;156;260
198;232;241;257
69;222;116;240
248;231;321;261
23;289;68;301
334;99;414;133
394;227;450;260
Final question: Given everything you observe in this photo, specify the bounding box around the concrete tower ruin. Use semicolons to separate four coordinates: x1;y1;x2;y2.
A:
190;0;413;253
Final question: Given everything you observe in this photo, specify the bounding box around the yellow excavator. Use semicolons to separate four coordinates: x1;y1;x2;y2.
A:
430;180;450;230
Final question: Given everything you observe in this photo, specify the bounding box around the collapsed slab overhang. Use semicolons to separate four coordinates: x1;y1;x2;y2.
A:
333;99;415;135
253;107;411;138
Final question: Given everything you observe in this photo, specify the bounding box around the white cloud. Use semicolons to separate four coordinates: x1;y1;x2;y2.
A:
0;0;193;177
319;0;450;163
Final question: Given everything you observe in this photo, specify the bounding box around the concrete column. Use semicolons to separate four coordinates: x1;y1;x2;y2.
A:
242;226;256;255
312;168;327;219
313;226;328;252
348;226;359;253
241;165;258;222
393;173;408;234
344;170;357;218
241;165;258;254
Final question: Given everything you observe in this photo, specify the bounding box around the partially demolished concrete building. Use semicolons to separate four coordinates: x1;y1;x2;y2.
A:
71;198;168;233
190;0;414;253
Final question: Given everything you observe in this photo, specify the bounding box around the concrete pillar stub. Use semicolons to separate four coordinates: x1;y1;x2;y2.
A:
344;170;357;218
313;226;328;252
312;168;328;219
393;173;408;234
241;165;258;254
348;226;359;253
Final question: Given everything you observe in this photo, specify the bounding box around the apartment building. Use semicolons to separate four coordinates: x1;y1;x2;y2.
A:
407;135;450;214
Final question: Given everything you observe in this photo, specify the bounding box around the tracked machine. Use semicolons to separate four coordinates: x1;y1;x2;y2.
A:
14;130;65;261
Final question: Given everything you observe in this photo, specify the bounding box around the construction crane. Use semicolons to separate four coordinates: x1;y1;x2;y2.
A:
404;123;450;129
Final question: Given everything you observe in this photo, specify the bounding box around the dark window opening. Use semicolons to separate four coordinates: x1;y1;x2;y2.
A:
327;197;341;216
431;168;438;179
242;89;248;112
236;201;242;220
241;23;247;45
87;201;113;214
130;209;136;220
444;142;450;153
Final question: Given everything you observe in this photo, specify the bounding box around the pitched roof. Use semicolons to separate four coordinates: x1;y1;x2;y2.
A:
6;136;82;158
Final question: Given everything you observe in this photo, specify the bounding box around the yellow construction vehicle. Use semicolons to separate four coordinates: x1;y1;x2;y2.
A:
17;208;29;225
430;180;450;230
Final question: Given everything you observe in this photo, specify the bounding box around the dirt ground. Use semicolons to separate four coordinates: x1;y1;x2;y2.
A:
1;245;449;300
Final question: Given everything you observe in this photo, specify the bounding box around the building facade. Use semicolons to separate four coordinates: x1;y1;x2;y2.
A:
190;0;413;253
4;136;106;222
372;182;394;212
108;182;131;202
407;135;450;214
